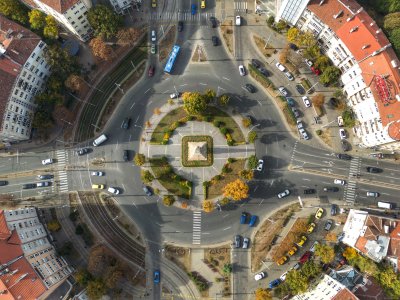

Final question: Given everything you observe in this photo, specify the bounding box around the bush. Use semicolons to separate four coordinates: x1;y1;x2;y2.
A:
227;139;234;146
220;127;228;135
162;195;175;206
204;115;212;122
267;15;275;26
213;120;222;127
242;117;252;128
47;220;61;232
316;129;322;136
141;170;154;184
248;155;258;169
227;158;236;163
134;153;146;166
248;131;257;143
342;110;356;127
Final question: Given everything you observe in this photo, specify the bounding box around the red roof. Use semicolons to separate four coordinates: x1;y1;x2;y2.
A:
389;223;400;258
38;0;81;14
333;288;359;300
355;236;368;254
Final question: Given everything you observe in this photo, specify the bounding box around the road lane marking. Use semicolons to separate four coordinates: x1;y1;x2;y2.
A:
223;226;231;231
222;76;230;81
130;102;136;110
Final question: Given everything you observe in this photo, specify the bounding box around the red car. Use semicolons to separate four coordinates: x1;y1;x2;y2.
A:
148;65;155;77
299;251;312;264
311;66;321;75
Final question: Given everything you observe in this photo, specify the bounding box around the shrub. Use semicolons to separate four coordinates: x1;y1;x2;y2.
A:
227;158;236;163
316;129;322;136
248;155;258;169
267;15;275;26
342;110;356;127
220;127;228;135
222;164;231;173
141;170;154;184
220;197;230;206
248;131;258;143
162;195;175;206
134;153;146;166
213;120;222;127
227;139;234;146
242;117;252;128
204;115;212;122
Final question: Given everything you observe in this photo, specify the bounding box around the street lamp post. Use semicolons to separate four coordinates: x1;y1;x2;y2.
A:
249;124;260;132
115;83;125;94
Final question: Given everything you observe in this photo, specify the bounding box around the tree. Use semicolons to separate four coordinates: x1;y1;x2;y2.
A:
222;263;232;274
276;20;287;32
384;12;400;32
218;94;230;106
86;278;107;299
134;153;146;166
219;197;230;206
89;37;113;61
162;195;175;206
248;131;257;143
87;4;122;39
315;244;335;264
333;89;344;100
75;268;92;286
65;74;85;93
342;109;356;127
223;179;249;201
285;270;309;294
116;28;141;45
182;92;208;115
239;169;254;181
248;155;258;169
43;15;59;39
105;266;123;288
389;28;400;51
203;200;214;212
286;27;301;45
355;256;378;275
204;89;216;103
0;0;29;24
140;170;154;184
343;247;358;261
47;220;61;232
299;31;317;47
279;45;290;64
320;66;341;85
267;15;275;26
312;93;325;108
303;45;321;60
314;55;330;72
29;9;46;30
255;288;272;300
301;261;322;279
32;110;53;129
45;44;80;84
242;117;252;128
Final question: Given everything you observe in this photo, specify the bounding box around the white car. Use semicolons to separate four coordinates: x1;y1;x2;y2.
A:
310;241;319;253
243;237;250;249
254;272;266;281
337;116;344;127
91;171;104;176
339;128;347;139
235;15;241;26
299;128;309;140
296;120;304;129
285;72;294;81
37;181;50;187
170;93;179;99
108;187;120;195
256;159;264;171
305;59;313;67
302;96;311;108
280;272;288;281
278;189;290;199
238;65;246;76
278;86;288;96
275;62;286;72
151;30;156;42
42;158;53;165
334;179;346;185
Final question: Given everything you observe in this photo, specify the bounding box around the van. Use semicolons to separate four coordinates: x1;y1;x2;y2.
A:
93;134;107;147
235;16;241;26
378;201;392;209
249;215;257;227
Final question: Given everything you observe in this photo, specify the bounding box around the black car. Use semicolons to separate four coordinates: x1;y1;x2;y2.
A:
341;140;350;152
295;84;306;95
143;186;153;196
38;174;53;180
23;183;36;189
209;17;217;28
0;181;8;186
292;107;300;118
251;58;262;69
323;187;339;192
244;84;256;93
289;43;298;50
366;166;382;173
258;67;270;77
336;153;352;160
178;21;183;32
304;189;316;194
77;148;90;156
121;117;131;129
123;150;129;162
211;36;218;46
331;204;338;216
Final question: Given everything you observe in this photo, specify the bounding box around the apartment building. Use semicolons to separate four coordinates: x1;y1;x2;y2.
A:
0;16;51;142
278;0;400;150
276;0;310;25
21;0;93;42
108;0;140;14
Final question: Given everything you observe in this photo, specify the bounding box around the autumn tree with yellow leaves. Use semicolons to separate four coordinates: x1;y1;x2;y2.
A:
222;179;249;201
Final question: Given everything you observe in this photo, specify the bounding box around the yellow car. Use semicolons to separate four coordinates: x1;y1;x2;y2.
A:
276;256;288;266
92;184;105;189
315;207;324;219
296;235;307;247
307;222;316;234
152;0;156;8
201;0;206;8
287;246;298;256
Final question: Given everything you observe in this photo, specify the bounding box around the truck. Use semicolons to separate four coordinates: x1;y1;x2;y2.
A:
378;201;393;209
93;134;107;147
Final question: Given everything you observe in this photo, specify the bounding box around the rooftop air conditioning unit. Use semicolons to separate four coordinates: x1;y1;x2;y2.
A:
334;10;343;19
350;26;358;33
362;45;369;49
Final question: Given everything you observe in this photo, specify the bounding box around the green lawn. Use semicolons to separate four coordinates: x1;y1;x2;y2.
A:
207;106;245;144
181;136;213;167
150;157;192;199
150;107;187;144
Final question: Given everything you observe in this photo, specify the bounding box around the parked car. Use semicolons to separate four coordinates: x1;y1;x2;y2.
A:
256;159;264;171
339;128;347;139
275;62;286;72
91;171;104;176
286;97;296;107
244;83;256;93
337;116;344;127
302;96;311;108
36;181;51;187
310;241;319;253
235;15;241;26
299;251;312;264
0;180;8;186
92;184;105;189
255;272;266;281
292;262;301;270
234;235;241;248
315;207;324;219
366;191;380;197
292;107;300;118
307;222;316;234
108;187;120;195
178;21;183;32
276;256;288;265
331;204;338;216
299;128;310;140
334;179;346;185
304;189;316;195
311;66;321;75
295;84;306;95
77;148;90;156
249;215;257;227
209;16;217;27
211;36;218;46
288;246;298;256
148;65;155;77
289;43;298;50
296;120;304;129
123;150;129;161
240;212;248;224
341;140;350;152
38;174;53;180
366;166;382;173
277;189;290;199
191;3;197;15
42;158;54;165
238;65;246;76
151;43;156;54
305;59;313;67
336;153;351;160
243;237;250;249
251;58;262;69
151;30;156;42
285;71;294;81
23;183;36;189
151;0;156;7
323;187;339;192
280;272;288;281
143;186;153;196
269;279;281;289
278;86;289;96
324;219;333;231
170;93;179;99
153;270;160;283
296;235;307;247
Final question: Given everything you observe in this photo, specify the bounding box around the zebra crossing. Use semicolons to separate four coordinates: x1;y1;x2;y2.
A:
234;0;248;12
149;11;216;22
55;150;69;193
344;157;361;203
192;211;202;245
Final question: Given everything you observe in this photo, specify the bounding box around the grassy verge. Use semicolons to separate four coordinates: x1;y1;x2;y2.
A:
204;245;231;297
301;78;313;93
221;20;233;54
181;136;213;167
281;102;297;126
150;157;192;199
159;25;176;62
207;159;246;199
253;35;275;58
248;64;275;90
151;107;187;144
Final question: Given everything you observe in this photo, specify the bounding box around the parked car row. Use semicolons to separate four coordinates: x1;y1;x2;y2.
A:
233;235;250;249
240;212;257;227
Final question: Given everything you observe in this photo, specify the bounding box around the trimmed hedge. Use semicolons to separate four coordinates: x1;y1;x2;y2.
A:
181;136;213;167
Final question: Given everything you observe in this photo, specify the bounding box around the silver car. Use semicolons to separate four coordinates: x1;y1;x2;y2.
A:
256;159;264;171
242;237;250;249
278;189;290;199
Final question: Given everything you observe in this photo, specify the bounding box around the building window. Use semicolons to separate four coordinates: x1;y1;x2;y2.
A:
78;15;83;20
38;42;45;49
71;21;75;25
31;53;36;58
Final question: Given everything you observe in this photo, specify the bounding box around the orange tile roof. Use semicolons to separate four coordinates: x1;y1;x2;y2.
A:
307;0;361;32
39;0;81;14
0;211;11;240
355;236;368;254
389;223;400;257
336;11;390;61
333;288;359;300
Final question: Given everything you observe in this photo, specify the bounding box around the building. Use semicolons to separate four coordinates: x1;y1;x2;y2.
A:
342;209;400;269
21;0;93;42
278;0;400;150
0;16;51;142
108;0;140;15
276;0;310;25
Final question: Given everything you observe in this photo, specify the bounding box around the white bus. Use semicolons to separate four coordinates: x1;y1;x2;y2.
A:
93;134;107;147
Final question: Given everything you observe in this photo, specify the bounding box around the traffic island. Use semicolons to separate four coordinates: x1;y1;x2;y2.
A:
182;136;213;167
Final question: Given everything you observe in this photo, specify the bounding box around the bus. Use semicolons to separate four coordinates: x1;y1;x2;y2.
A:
164;45;180;74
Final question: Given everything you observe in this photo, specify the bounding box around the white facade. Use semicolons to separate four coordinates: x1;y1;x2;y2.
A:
108;0;139;14
0;41;50;142
32;0;93;42
276;0;310;25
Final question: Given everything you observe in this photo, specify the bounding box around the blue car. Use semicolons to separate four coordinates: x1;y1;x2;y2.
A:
269;278;281;289
240;212;248;224
191;4;197;15
249;215;257;227
154;270;160;283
